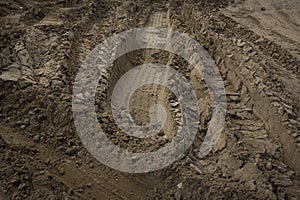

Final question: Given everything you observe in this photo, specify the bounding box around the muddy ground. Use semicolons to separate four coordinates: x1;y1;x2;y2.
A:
0;0;300;199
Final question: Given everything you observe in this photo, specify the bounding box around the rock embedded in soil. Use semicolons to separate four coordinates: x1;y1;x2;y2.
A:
65;147;76;156
33;135;40;142
266;161;272;170
58;167;65;175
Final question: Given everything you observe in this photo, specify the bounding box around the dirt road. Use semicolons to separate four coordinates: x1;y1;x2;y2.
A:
0;0;299;199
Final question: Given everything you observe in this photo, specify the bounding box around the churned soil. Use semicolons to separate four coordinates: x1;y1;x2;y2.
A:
0;0;299;199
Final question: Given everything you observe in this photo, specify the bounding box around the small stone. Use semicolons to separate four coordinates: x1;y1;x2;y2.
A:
266;162;272;170
65;147;76;155
230;96;240;102
177;182;183;189
86;183;93;187
89;162;94;168
33;135;40;142
77;188;84;193
58;167;65;175
245;180;256;191
20;125;26;129
273;53;280;58
238;152;250;160
243;46;252;52
75;160;82;167
237;39;246;47
157;130;165;137
170;102;179;107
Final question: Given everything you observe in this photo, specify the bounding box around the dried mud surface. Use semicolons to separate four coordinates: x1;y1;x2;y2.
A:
0;0;299;199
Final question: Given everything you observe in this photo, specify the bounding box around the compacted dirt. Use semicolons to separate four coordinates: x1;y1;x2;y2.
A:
0;0;300;199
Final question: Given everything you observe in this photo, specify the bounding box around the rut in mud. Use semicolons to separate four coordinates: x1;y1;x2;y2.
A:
0;0;300;199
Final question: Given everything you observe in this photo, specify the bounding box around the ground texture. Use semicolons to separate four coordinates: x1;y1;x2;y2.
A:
0;0;299;199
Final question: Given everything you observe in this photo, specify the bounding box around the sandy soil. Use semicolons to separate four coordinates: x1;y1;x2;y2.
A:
0;0;299;199
223;0;300;59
